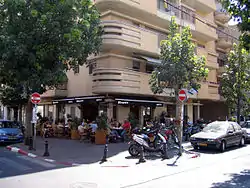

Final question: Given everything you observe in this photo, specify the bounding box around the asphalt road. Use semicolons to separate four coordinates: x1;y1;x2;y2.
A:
0;146;66;179
0;144;250;188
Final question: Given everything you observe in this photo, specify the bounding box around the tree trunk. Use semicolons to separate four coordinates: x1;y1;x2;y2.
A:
13;107;18;121
24;100;33;145
175;98;184;155
18;105;22;122
236;97;241;124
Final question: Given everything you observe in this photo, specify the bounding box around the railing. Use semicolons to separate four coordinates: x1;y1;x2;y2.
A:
217;29;235;43
157;0;195;24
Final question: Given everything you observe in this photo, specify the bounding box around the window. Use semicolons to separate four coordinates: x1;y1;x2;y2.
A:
70;107;76;118
146;64;154;73
132;61;140;71
89;63;96;74
228;124;234;132
197;43;205;48
233;123;241;131
74;65;80;74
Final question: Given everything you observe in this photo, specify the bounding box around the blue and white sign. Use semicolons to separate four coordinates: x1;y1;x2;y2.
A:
188;88;198;95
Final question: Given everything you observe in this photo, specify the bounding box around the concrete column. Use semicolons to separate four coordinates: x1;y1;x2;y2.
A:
3;106;8;120
52;105;57;123
197;101;200;119
44;105;49;117
107;102;114;121
139;106;145;127
187;104;193;123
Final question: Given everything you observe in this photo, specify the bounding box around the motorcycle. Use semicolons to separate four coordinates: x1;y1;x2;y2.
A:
132;127;160;148
128;127;167;157
183;122;193;141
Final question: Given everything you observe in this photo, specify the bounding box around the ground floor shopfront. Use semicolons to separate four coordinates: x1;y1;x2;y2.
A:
37;95;226;126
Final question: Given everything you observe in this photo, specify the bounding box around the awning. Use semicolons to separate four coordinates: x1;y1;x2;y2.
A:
134;55;162;65
52;96;105;104
115;97;166;107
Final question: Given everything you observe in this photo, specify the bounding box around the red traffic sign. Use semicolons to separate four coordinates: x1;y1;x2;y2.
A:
31;92;41;104
178;89;187;102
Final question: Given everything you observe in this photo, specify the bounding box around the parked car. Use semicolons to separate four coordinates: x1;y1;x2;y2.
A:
0;119;24;144
241;121;250;142
190;121;246;152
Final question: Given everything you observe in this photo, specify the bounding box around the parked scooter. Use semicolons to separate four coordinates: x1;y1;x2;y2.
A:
128;127;167;157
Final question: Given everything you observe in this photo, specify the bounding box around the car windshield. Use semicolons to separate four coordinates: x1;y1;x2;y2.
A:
244;122;250;128
202;122;228;133
0;121;19;128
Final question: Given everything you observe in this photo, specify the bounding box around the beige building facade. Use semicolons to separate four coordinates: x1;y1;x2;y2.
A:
40;0;238;125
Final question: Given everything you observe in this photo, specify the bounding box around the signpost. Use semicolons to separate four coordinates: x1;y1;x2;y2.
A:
31;92;41;150
177;89;188;155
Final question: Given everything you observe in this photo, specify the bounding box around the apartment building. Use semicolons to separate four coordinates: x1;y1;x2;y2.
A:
40;0;237;124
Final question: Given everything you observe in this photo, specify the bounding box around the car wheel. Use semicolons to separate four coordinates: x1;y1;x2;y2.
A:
220;141;226;152
239;137;245;147
193;145;198;150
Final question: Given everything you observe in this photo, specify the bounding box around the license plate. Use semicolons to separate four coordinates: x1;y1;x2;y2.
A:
198;143;207;147
8;136;16;140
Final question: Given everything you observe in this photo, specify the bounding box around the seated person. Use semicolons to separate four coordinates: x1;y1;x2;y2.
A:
120;119;131;139
89;121;98;133
109;121;121;138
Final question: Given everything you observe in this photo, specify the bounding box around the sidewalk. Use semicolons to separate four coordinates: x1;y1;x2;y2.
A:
10;137;193;166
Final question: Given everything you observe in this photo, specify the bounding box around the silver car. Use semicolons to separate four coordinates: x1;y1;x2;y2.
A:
241;121;250;141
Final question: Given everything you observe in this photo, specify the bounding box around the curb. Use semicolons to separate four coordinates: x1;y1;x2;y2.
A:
6;145;80;167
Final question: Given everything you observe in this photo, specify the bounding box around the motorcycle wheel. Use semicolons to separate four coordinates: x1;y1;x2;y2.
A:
128;144;140;157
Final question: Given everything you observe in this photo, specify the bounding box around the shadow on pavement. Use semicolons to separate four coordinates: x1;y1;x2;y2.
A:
211;169;250;188
190;145;244;155
9;137;129;165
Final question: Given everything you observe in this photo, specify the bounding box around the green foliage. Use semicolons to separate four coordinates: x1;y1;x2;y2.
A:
149;17;209;96
96;112;108;130
0;0;103;105
221;0;250;50
221;42;250;115
70;117;81;130
128;112;139;129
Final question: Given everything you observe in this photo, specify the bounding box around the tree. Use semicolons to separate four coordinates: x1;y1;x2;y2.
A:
0;0;103;140
221;41;250;124
149;17;208;154
221;0;250;50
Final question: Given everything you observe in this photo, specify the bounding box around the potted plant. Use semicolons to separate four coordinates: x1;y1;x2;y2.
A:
128;112;139;129
70;117;80;140
95;112;108;144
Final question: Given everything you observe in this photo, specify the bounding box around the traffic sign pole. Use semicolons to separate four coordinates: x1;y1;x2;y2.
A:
177;89;188;155
31;92;41;150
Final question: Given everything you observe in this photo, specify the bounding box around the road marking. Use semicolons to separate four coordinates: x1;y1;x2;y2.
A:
0;157;31;171
18;156;56;168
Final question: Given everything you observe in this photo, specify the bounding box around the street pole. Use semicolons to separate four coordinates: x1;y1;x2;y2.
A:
179;101;184;155
32;104;37;150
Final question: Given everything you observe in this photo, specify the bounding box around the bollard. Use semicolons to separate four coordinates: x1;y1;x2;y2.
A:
138;145;146;163
162;142;169;160
28;136;33;150
101;135;109;163
43;140;50;157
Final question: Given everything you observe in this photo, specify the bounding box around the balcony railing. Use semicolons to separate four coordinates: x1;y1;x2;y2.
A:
157;0;196;24
217;29;235;43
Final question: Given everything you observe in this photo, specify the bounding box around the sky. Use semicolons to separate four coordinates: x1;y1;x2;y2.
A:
228;18;239;26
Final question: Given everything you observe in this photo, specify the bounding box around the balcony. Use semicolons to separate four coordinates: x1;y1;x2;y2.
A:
216;30;234;49
214;10;230;24
42;83;68;98
196;48;219;69
157;1;195;30
181;0;216;14
92;68;154;95
193;17;218;41
102;21;158;55
95;0;158;21
198;82;220;100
